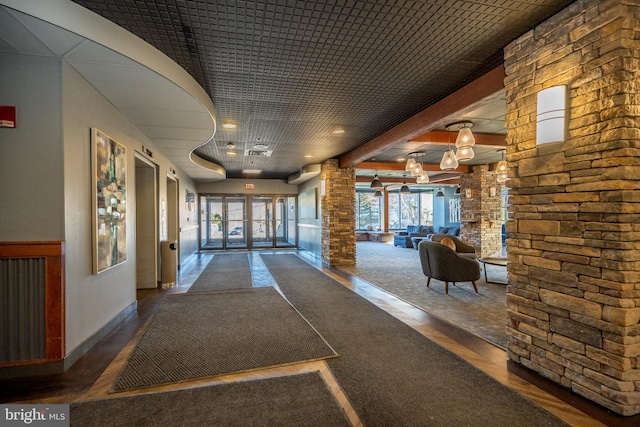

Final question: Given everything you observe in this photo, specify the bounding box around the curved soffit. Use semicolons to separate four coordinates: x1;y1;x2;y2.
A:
0;0;225;181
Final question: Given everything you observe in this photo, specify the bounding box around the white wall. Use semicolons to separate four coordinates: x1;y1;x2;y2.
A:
298;175;322;256
0;52;201;357
0;53;64;240
62;61;200;352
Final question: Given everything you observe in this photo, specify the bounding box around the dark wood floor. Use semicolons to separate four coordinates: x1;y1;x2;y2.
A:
1;250;638;426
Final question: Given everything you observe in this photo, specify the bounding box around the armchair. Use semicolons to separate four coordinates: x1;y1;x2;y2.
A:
428;234;477;259
418;241;481;294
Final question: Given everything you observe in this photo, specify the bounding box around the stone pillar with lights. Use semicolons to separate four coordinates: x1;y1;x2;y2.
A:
320;159;356;266
459;165;503;258
504;0;640;415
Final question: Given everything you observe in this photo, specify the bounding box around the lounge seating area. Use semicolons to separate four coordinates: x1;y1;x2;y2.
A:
393;225;462;250
418;240;481;295
393;225;461;248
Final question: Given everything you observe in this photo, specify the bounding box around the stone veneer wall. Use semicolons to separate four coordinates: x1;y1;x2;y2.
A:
460;165;503;258
504;0;640;415
320;159;356;266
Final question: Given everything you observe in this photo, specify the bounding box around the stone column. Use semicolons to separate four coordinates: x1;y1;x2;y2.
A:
504;0;640;415
320;159;356;266
460;165;503;258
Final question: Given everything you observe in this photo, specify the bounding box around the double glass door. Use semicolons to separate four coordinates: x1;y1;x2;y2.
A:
200;195;296;250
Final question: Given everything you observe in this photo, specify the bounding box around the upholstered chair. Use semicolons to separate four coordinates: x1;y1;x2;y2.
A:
428;234;477;259
418;241;481;294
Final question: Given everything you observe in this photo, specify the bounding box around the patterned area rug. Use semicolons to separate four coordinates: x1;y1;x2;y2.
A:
187;253;252;292
340;242;508;348
111;287;337;392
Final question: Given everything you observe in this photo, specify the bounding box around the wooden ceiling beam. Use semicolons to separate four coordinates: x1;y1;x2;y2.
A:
339;64;506;168
356;176;461;184
356;161;470;173
410;130;506;147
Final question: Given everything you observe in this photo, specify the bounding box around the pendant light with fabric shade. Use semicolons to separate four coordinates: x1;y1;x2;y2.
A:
440;129;459;171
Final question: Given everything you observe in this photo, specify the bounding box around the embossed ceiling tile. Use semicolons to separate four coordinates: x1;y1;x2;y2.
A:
72;0;575;179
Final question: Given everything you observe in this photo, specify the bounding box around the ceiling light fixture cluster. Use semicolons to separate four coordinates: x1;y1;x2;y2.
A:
405;152;429;184
440;121;475;170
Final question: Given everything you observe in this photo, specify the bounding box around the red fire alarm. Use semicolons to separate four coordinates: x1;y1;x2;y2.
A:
0;106;16;128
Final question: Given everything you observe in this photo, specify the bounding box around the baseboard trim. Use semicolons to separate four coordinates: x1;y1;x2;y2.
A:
0;301;138;380
64;301;138;370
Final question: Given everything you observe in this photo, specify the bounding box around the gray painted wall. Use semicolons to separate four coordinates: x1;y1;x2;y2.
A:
1;52;199;356
297;175;322;257
0;53;64;240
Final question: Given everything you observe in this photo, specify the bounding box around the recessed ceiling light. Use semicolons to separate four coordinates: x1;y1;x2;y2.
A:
305;154;313;158
242;169;262;174
396;157;406;162
332;128;345;134
253;143;269;150
222;121;236;129
227;150;237;156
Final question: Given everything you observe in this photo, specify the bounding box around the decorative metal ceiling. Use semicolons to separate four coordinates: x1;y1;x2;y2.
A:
72;0;575;180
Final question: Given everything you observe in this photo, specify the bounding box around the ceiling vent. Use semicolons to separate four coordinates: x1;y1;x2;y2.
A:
245;149;272;157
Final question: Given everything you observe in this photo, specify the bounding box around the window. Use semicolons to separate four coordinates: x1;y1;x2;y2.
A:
420;192;434;225
399;193;419;229
355;192;381;230
361;189;433;230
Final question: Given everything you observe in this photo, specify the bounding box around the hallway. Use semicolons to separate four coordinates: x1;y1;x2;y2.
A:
0;250;631;426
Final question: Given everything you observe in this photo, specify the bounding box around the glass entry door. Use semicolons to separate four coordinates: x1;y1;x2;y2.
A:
200;195;296;250
225;197;247;249
252;197;273;248
201;196;223;249
275;196;296;248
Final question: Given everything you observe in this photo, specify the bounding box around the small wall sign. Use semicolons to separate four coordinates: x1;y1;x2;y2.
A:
0;105;16;128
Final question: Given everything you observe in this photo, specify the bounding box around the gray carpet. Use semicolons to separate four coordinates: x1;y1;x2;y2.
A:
112;287;337;392
261;254;566;427
73;372;351;426
341;241;508;348
187;253;252;292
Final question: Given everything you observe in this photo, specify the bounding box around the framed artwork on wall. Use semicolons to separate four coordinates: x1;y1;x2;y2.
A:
92;129;127;274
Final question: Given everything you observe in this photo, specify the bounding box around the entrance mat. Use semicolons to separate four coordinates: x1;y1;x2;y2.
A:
187;253;252;292
111;287;337;392
261;254;567;427
74;372;351;426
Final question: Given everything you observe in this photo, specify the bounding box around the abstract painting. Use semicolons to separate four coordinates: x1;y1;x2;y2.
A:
92;129;127;274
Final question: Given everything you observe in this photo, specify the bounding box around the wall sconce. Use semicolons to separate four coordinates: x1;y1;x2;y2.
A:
489;186;497;197
454;185;461;196
496;149;508;184
537;85;566;145
374;190;382;198
435;188;445;198
465;188;472;199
